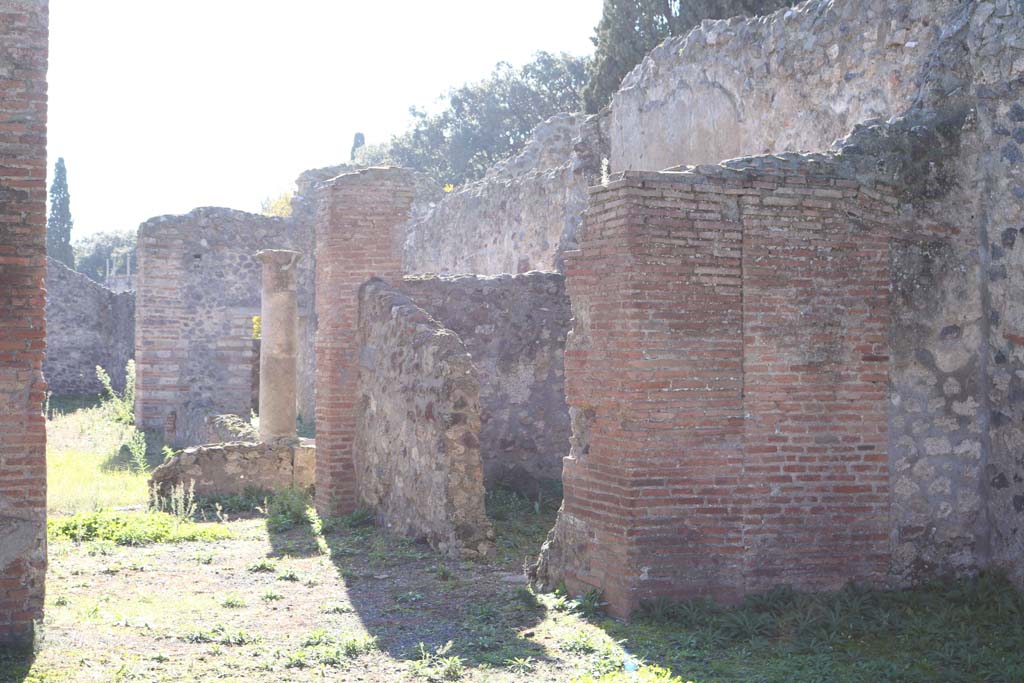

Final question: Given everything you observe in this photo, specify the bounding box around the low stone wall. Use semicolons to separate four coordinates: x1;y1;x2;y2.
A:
150;439;315;499
44;257;135;394
395;272;571;492
355;279;493;559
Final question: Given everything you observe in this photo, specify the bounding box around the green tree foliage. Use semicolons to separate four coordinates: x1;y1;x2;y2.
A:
72;230;136;283
350;132;365;161
47;157;75;267
582;0;796;113
260;191;293;218
377;51;588;186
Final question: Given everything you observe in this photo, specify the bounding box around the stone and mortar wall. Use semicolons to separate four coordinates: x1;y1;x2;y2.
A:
532;0;1024;614
532;162;910;616
403;112;608;275
44;257;134;395
149;439;315;499
0;0;48;645
911;1;1024;586
610;0;959;172
400;0;966;280
134;207;315;447
394;272;570;492
812;0;1024;588
355;280;493;558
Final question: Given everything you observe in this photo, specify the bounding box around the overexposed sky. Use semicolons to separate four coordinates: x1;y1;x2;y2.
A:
48;0;601;238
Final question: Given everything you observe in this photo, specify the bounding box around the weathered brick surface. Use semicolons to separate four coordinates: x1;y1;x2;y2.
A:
44;257;134;395
534;162;902;616
314;167;416;516
394;272;571;492
0;0;48;645
355;279;493;558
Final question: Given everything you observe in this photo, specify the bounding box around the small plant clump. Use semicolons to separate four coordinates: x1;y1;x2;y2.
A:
220;594;246;608
576;665;686;683
266;487;313;532
410;641;465;681
150;480;197;520
247;559;277;573
95;360;135;426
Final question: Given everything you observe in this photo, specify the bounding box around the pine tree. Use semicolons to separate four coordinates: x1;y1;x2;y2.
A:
47;157;75;267
582;0;795;114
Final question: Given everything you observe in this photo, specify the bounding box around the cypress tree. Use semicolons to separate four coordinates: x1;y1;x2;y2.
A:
47;157;75;267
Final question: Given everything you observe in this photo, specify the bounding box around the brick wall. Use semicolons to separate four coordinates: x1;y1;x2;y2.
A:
134;208;314;446
314;167;416;516
535;160;901;616
0;0;48;645
45;257;134;395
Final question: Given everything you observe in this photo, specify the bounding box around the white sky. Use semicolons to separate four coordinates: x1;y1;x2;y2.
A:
48;0;601;239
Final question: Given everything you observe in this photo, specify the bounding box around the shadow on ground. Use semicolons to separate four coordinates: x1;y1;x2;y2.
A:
265;484;563;669
0;639;37;683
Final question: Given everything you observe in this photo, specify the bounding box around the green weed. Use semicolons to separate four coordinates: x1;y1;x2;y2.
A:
266;487;312;532
220;594;246;608
48;510;230;545
247;559;276;573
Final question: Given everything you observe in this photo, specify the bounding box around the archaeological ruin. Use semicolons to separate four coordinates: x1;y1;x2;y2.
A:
44;257;134;395
0;0;48;644
8;0;1024;643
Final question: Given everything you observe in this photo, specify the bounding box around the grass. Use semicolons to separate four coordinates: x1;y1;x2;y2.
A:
591;575;1024;682
45;395;154;515
485;481;562;568
10;397;1024;682
48;509;232;545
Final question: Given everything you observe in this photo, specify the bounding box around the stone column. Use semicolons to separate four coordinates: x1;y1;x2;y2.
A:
257;249;301;442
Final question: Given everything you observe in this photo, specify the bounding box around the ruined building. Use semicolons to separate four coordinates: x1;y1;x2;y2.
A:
134;0;1024;615
6;0;1024;644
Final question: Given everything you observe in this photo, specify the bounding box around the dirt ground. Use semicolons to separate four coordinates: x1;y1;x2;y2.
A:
5;505;632;683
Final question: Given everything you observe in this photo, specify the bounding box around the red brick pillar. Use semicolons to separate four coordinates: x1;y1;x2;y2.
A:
0;0;49;646
545;165;894;618
314;168;416;515
556;172;747;617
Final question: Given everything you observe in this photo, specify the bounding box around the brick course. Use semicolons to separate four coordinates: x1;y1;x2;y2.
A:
0;0;48;645
314;168;416;516
536;162;904;616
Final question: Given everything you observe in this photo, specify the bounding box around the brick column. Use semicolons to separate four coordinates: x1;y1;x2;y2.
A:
0;0;48;646
257;249;301;442
554;172;747;617
541;164;894;617
314;168;416;515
